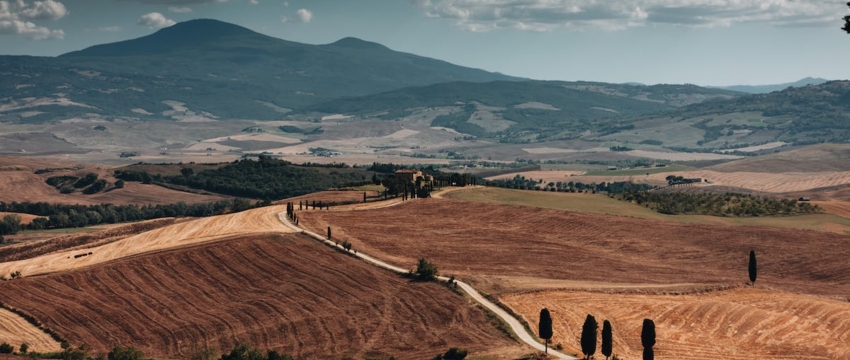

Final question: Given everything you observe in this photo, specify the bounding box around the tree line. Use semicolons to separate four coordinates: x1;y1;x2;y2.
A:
0;198;263;235
487;175;655;194
612;191;821;216
115;156;373;200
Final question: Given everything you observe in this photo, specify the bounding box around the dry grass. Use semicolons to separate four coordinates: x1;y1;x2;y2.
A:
444;187;850;233
0;308;61;353
505;288;850;360
0;212;38;225
0;205;292;277
0;156;226;205
0;233;520;359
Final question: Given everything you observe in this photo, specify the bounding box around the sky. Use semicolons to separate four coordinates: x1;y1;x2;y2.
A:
1;0;848;86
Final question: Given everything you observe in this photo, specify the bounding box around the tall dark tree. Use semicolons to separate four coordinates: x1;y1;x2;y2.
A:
538;308;553;354
580;314;598;359
601;320;613;360
844;2;850;33
641;319;656;360
749;249;758;287
327;226;332;240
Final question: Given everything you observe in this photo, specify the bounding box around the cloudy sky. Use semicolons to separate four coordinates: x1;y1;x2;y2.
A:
1;0;848;86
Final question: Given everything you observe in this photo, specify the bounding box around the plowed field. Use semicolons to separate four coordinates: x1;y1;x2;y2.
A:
0;234;519;359
0;205;292;277
504;288;850;360
299;199;850;297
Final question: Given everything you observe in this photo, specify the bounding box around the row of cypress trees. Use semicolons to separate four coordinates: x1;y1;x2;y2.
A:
539;309;656;360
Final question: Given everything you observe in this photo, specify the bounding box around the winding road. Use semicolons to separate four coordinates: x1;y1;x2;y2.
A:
277;196;578;360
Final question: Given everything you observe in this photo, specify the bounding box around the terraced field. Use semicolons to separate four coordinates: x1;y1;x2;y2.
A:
504;288;850;360
298;199;850;298
0;234;520;359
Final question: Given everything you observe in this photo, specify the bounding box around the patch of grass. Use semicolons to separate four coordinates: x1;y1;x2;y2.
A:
347;184;386;192
19;227;105;235
583;164;693;176
447;187;850;233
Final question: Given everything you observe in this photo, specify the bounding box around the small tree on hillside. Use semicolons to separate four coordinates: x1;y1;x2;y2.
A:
439;347;468;360
641;319;656;360
749;249;758;287
601;320;612;360
414;258;438;281
580;314;598;359
327;226;332;240
538;308;553;353
0;343;14;354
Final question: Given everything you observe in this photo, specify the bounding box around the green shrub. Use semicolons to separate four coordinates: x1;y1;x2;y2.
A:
0;343;14;354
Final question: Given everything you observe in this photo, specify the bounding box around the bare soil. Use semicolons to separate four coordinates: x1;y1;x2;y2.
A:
0;233;520;359
298;199;850;298
505;288;850;360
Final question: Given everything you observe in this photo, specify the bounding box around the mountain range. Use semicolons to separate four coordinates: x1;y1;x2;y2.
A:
711;77;830;94
1;18;848;149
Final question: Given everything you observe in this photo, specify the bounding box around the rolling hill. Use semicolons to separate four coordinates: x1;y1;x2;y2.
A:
0;233;519;359
0;19;520;121
712;77;830;94
303;80;743;141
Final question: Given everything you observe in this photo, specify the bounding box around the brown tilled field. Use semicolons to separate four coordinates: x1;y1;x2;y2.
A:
504;288;850;360
298;199;850;298
0;233;521;359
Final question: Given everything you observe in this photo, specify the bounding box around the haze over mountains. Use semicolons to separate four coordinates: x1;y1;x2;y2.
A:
711;77;831;94
1;18;849;159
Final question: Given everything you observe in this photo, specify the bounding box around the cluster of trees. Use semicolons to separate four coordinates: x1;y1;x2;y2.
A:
0;199;262;234
612;191;822;216
115;156;372;200
45;173;112;195
487;176;655;194
538;309;655;360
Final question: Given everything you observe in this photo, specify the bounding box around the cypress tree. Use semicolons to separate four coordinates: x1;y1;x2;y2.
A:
749;249;758;287
538;308;553;353
580;314;598;359
327;226;331;240
601;320;612;360
641;319;656;360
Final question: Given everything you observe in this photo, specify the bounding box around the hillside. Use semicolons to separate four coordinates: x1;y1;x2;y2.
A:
599;81;850;150
304;80;742;141
299;199;850;298
0;233;519;359
712;77;830;94
0;19;520;121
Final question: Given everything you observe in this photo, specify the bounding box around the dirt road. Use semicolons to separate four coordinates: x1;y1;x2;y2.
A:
278;206;577;360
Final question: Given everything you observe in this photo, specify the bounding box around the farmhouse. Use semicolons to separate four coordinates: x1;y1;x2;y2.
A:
395;169;434;186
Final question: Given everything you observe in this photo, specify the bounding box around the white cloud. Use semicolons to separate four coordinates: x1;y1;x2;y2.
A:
19;0;66;20
0;0;65;39
0;19;63;39
296;8;312;23
137;12;176;29
280;15;288;23
116;0;228;4
168;6;192;13
98;26;121;32
249;0;258;4
413;0;843;31
282;1;288;7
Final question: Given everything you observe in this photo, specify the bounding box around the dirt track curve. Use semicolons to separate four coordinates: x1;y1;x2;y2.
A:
280;203;578;360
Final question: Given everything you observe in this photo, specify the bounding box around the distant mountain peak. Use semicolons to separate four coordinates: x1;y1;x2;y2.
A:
61;19;271;57
326;37;388;50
